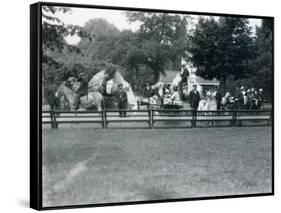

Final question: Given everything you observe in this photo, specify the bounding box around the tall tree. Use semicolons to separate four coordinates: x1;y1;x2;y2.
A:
250;19;273;99
78;18;121;61
189;17;255;87
126;12;190;82
42;6;88;84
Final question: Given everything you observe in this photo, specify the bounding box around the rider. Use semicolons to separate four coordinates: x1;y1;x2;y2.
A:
179;67;189;100
76;72;88;95
74;71;88;110
102;63;116;96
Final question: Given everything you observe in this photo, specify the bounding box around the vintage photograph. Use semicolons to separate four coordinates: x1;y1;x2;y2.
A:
41;4;273;208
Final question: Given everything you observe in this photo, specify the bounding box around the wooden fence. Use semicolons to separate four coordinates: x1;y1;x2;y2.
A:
42;109;272;129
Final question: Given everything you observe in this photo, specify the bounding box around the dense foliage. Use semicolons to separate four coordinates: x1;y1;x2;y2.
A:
42;7;273;99
188;17;256;85
188;17;272;98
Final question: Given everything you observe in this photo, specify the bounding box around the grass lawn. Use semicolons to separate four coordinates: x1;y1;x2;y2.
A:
42;127;272;207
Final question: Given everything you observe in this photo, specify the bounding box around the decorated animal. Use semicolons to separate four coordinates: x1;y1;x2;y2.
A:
88;67;136;109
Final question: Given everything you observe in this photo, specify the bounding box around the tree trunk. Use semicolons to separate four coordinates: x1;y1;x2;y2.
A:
220;76;226;94
153;71;160;83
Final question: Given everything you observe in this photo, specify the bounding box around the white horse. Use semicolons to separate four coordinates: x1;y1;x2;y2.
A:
88;69;137;109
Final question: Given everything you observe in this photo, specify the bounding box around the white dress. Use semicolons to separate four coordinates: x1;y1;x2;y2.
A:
209;91;217;111
170;91;181;102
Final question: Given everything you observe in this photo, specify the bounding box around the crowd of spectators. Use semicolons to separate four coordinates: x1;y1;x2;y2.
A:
142;82;265;111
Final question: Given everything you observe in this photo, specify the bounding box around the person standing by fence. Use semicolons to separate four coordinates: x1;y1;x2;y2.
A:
189;84;200;111
46;84;60;128
46;84;60;111
189;84;200;127
116;83;128;117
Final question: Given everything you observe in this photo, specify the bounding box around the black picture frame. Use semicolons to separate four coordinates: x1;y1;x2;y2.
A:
30;1;274;210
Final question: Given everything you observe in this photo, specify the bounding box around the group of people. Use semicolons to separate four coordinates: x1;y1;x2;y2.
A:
190;85;265;111
48;70;265;115
219;86;265;110
46;65;129;116
142;82;183;109
142;81;265;112
142;83;209;111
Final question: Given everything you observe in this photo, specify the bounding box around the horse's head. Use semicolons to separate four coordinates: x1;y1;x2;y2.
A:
56;79;78;97
71;81;82;93
55;82;78;110
55;82;68;99
55;83;64;98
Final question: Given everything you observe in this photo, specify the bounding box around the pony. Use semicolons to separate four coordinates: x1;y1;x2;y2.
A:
55;81;103;111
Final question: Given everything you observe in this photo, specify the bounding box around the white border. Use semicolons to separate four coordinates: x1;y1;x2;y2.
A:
0;0;279;212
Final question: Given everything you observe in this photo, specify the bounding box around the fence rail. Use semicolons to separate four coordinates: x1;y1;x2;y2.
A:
42;109;272;129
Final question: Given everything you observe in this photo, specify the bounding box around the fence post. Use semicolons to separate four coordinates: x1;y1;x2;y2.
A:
52;110;58;129
232;110;237;126
101;110;104;128
147;109;150;128
192;110;197;128
191;111;193;128
148;109;153;128
151;109;154;128
269;110;272;126
103;110;107;128
50;110;54;129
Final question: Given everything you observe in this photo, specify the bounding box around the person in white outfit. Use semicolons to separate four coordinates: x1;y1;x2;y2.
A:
170;86;181;102
209;89;217;111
